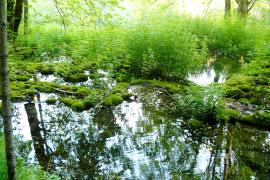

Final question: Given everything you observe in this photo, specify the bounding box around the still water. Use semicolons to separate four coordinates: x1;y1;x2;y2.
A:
188;57;241;86
10;85;270;179
1;58;269;179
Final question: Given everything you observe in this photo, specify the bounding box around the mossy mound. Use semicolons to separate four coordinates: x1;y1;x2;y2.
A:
46;98;57;105
104;94;123;106
225;58;270;128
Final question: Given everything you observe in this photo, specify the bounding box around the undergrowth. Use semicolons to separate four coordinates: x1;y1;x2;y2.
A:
0;135;59;179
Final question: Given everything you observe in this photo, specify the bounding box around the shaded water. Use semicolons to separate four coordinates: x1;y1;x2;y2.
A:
10;86;270;179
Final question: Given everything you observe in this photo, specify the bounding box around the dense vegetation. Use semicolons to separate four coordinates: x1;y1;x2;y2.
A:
0;0;270;179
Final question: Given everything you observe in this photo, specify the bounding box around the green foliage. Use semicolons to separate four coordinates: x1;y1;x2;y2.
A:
16;13;269;81
16;26;74;59
184;16;267;57
0;135;59;179
174;85;224;121
0;136;7;180
126;14;208;78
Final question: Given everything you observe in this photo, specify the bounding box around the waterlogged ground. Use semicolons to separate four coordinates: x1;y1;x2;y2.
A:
10;86;270;179
1;57;270;179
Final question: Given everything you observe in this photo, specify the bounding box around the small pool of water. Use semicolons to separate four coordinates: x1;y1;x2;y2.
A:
188;57;241;86
6;85;270;179
35;69;116;90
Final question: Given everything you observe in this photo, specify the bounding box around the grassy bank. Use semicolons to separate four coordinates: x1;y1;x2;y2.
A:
0;135;58;179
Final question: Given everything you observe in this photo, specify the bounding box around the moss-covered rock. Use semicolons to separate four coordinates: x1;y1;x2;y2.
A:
40;64;55;75
224;58;270;128
104;94;123;106
46;98;57;105
110;82;129;94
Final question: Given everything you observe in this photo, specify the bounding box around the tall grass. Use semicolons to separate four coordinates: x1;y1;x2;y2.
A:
15;13;269;79
0;136;8;179
126;14;208;78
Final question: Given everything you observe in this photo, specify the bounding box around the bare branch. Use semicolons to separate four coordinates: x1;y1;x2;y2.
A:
83;0;105;25
248;0;257;11
52;0;66;32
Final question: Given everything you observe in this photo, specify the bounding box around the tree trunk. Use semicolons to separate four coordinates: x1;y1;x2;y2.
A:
225;0;231;17
237;0;248;16
0;0;16;179
23;0;28;35
7;0;14;32
13;0;23;36
236;0;257;16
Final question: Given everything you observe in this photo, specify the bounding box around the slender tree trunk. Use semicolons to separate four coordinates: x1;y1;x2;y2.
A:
225;0;231;17
0;0;16;179
236;0;257;16
237;0;248;16
7;0;14;32
23;0;28;35
13;0;23;36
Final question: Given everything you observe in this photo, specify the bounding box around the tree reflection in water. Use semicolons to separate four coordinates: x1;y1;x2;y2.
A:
16;87;270;179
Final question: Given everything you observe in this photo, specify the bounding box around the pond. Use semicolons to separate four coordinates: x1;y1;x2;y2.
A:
188;57;241;86
9;85;270;179
1;57;269;179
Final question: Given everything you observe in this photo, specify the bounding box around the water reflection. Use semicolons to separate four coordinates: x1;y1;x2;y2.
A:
24;102;50;169
188;57;241;86
11;87;270;179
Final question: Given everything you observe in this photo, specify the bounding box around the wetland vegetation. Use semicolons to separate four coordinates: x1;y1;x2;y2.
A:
0;0;270;179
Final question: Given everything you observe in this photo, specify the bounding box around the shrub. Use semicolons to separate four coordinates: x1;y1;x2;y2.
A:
174;84;224;121
126;14;208;79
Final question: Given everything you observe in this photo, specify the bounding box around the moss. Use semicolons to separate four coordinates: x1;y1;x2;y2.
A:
186;118;203;128
76;87;93;98
225;59;270;128
9;81;36;101
130;79;145;85
15;75;31;82
110;82;129;94
82;97;98;109
238;111;270;128
40;64;55;75
0;104;2;114
59;93;100;111
122;93;133;100
104;94;123;106
226;109;241;120
59;97;85;112
71;102;85;112
239;115;256;124
46;98;57;105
